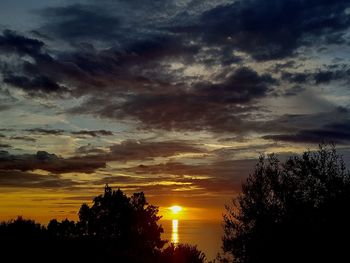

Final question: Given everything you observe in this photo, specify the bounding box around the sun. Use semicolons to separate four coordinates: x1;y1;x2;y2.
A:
169;205;182;214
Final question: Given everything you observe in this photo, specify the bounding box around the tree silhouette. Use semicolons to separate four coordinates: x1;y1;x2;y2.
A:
0;216;46;240
0;185;206;262
48;218;77;239
160;243;206;263
0;186;167;262
77;185;164;244
0;217;49;261
223;145;350;263
77;184;165;261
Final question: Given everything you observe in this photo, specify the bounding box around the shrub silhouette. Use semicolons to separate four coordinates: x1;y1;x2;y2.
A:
223;145;350;263
160;243;206;263
0;185;205;263
0;217;49;261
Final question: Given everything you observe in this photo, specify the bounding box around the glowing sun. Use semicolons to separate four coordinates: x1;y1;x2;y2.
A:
170;205;182;214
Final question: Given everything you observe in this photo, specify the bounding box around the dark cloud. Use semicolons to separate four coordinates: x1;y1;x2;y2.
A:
0;29;44;57
194;67;275;104
75;144;107;155
0;150;105;174
70;94;247;132
281;66;350;86
191;0;350;60
105;140;204;161
263;121;350;144
69;67;275;132
313;68;350;84
115;158;259;194
0;144;11;148
22;128;114;137
0;1;349;147
2;1;325;136
1;0;349;103
0;140;203;174
126;159;255;180
124;34;199;62
71;130;114;137
0;30;69;96
47;36;199;98
259;107;350;135
0;170;77;189
24;128;65;135
10;136;36;142
3;74;68;95
0;29;193;99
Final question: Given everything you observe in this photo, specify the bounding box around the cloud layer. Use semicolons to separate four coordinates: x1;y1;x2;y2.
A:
0;0;350;220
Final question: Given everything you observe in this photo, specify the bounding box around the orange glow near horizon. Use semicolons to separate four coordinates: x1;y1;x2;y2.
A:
0;188;228;224
157;203;224;221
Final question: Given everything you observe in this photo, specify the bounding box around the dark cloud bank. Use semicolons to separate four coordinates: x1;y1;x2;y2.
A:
0;0;348;133
0;140;257;192
1;0;350;192
0;140;203;174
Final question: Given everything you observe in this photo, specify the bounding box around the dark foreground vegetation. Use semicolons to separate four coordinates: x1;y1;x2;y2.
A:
0;185;205;263
1;145;350;263
222;145;350;263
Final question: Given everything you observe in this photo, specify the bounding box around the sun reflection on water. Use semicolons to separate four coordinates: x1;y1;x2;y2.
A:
171;219;179;244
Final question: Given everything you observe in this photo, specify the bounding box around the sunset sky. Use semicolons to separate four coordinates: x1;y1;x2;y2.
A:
1;0;350;223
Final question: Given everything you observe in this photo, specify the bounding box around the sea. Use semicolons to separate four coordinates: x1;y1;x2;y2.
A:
161;220;223;261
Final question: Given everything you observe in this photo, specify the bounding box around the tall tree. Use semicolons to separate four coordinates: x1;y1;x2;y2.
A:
223;145;350;263
78;184;165;259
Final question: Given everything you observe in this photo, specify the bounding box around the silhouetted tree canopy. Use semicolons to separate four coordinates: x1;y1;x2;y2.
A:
76;185;165;259
48;218;77;239
223;145;350;263
0;216;46;240
160;243;206;263
0;185;205;263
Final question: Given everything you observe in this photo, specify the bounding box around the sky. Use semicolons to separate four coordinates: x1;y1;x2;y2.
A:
1;0;350;223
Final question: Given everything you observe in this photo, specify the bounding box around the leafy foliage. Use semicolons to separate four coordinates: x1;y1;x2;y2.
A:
223;145;350;263
76;185;165;260
160;243;206;263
